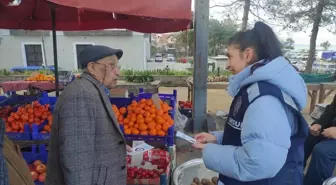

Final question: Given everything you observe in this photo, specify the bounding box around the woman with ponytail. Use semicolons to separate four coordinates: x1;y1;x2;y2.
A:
192;22;308;185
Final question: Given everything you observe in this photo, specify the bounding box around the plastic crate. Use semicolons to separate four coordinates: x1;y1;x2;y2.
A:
6;124;31;140
31;120;50;140
22;144;47;185
2;92;50;140
109;93;135;108
0;91;49;107
139;88;177;101
120;124;174;147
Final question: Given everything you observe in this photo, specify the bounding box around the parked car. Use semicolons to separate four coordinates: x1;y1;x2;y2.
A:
167;54;175;62
155;53;163;62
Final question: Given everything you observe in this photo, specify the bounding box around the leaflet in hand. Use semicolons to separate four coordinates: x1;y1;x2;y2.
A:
127;143;154;155
176;131;196;144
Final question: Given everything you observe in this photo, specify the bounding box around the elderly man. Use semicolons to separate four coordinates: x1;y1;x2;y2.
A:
304;94;336;185
46;45;129;185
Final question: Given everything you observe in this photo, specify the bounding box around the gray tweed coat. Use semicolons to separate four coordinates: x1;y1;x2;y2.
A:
45;72;126;185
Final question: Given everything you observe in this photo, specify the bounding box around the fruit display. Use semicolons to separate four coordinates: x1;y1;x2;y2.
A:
112;98;174;137
190;177;218;185
28;160;47;183
4;101;52;133
178;101;192;109
26;74;55;82
127;149;170;185
127;167;165;180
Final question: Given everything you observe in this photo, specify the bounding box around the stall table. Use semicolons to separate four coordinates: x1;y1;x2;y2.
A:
187;78;321;114
318;82;336;104
111;80;161;97
0;80;64;94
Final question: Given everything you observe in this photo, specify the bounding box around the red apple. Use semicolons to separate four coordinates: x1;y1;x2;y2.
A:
33;160;42;167
36;164;46;173
31;171;38;181
38;173;46;182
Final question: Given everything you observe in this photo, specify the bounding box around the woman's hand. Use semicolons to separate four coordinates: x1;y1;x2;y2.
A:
194;132;217;143
310;124;322;136
192;132;217;150
321;127;336;139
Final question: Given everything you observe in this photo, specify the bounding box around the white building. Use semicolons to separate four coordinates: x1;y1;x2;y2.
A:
0;29;150;71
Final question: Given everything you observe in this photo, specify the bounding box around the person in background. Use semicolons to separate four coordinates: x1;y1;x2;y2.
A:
192;22;308;185
46;45;132;185
304;94;336;185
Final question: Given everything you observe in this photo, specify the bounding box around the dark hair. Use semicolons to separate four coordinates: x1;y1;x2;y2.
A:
228;21;283;62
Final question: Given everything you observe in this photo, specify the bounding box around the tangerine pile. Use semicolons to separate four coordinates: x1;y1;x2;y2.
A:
112;98;174;136
5;101;53;133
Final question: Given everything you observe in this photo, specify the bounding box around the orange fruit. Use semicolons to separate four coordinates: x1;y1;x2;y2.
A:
134;108;141;114
124;128;131;135
149;108;156;114
139;124;148;131
144;111;151;117
131;128;140;135
140;103;145;108
162;124;170;132
140;99;146;103
128;121;135;127
146;99;153;106
119;107;127;114
124;118;130;124
144;106;151;111
137;119;144;125
140;130;148;136
155;125;162;130
137;114;144;120
133;124;139;129
145;117;152;124
157;130;165;136
147;122;156;129
124;125;129;129
149;129;157;136
156;110;164;116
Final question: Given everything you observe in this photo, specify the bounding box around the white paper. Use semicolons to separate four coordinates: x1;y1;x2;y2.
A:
176;131;196;144
127;143;154;155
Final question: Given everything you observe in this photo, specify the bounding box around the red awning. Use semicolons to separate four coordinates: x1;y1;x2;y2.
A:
0;0;192;33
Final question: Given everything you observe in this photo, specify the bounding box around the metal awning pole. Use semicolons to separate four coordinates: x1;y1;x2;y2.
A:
50;5;60;97
192;0;209;132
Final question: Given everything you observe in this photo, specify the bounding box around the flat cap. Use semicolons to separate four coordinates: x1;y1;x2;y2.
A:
79;45;123;69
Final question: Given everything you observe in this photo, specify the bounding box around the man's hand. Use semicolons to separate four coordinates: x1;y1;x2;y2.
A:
310;124;322;136
126;145;133;152
321;127;336;139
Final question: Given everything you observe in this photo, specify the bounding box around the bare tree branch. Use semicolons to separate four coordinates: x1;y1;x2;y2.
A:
210;0;241;8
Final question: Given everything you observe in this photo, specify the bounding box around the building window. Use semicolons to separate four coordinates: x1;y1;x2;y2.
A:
75;44;93;69
24;44;44;66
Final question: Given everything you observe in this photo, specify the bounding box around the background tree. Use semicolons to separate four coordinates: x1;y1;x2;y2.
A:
283;38;295;50
173;18;238;57
320;40;331;50
263;0;336;73
211;0;251;31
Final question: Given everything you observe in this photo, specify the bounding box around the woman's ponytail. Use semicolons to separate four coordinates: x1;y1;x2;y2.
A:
227;21;283;62
253;21;283;61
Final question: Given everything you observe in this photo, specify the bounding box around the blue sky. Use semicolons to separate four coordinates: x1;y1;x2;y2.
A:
191;0;336;48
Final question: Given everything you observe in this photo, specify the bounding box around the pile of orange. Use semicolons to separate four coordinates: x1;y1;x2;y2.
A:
112;98;174;136
5;101;52;133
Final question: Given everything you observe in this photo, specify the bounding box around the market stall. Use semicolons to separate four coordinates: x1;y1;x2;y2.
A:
0;88;183;185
